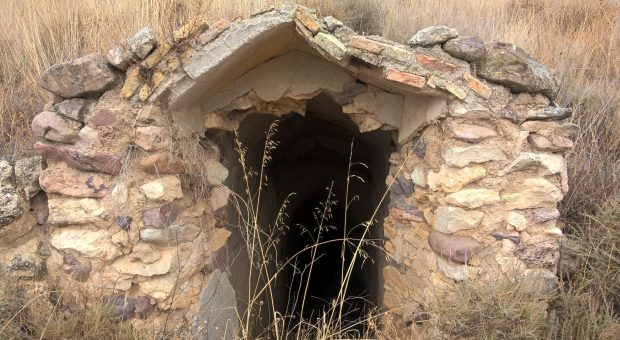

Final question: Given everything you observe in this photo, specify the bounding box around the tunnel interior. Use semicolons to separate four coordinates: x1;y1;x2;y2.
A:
221;93;395;333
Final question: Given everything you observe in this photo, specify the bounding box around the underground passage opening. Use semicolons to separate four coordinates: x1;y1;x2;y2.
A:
222;93;394;335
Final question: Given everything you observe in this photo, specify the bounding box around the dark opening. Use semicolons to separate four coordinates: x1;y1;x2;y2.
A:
222;93;394;335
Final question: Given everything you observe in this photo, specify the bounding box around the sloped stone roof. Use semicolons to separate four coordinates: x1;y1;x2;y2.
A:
106;5;557;110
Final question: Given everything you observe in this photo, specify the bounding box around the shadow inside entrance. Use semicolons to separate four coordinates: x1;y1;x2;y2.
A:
225;93;394;337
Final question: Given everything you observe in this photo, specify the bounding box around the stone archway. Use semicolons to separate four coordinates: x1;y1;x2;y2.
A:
0;4;573;338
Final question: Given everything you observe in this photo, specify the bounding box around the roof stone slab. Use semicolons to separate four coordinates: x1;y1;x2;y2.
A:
141;5;507;111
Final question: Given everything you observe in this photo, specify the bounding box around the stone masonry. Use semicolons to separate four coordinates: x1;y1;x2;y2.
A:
0;5;574;337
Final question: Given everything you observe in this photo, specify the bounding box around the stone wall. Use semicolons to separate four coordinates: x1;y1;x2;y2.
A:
0;4;575;336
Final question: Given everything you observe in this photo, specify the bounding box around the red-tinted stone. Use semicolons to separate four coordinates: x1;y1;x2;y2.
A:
385;68;426;88
416;54;456;72
33;142;122;174
528;134;573;152
39;167;109;198
197;19;230;45
350;36;385;54
32;111;80;143
295;7;322;34
89;109;118;127
429;231;481;263
138;152;183;174
462;73;492;99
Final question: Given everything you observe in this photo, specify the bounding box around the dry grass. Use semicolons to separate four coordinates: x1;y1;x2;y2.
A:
564;200;620;311
424;277;553;339
1;0;619;338
0;271;134;339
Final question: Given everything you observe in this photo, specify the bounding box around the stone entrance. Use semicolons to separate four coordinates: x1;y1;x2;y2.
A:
223;94;394;332
0;4;573;338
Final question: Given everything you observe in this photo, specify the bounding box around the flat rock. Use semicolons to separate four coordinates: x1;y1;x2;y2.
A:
128;27;157;59
408;26;458;46
34;142;122;174
441;145;506;167
448;121;497;142
0;159;12;181
139;152;183;174
48;197;107;224
138;274;177;301
112;249;174;277
323;16;343;32
445;188;500;208
429;231;480;263
54;98;92;121
520;120;578;136
476;42;558;100
499;152;565;176
134;126;170;151
427;164;487;192
528;134;573;152
528;106;572;121
0;184;22;227
410;167;427;187
128;243;161;264
210;186;230;212
532;207;560;223
140;175;183;202
437;256;471;281
139;223;201;246
76;126;99;148
137;105;164;124
442;36;485;61
314;32;347;60
39;167;109;198
501;93;550;124
14;156;43;198
89;109;118;127
433;205;484;233
32;111;81;143
39;53;119;98
50;228;120;260
205;159;229;185
195;270;239;340
502;178;562;210
197;19;231;46
507;211;528;231
142;203;180;229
